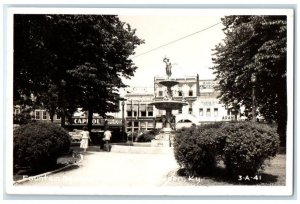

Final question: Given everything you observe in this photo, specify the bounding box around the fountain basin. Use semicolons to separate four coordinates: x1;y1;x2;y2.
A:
150;100;188;110
159;80;179;87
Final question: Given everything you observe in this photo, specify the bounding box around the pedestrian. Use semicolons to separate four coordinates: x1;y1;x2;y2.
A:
80;126;91;153
103;128;112;152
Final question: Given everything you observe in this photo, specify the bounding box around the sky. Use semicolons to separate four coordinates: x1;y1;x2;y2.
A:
119;15;226;88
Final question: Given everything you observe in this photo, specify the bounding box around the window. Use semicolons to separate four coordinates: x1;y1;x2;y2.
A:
214;108;218;117
206;108;211;117
140;122;146;128
189;90;193;96
179;108;182;114
133;111;137;117
42;111;47;120
159;91;163;96
147;122;153;128
127;111;132;117
148;111;153;116
189;108;193;114
141;111;146;117
56;114;61;120
140;104;146;112
35;110;40;120
199;108;203;116
14;108;21;115
134;121;139;127
178;91;182;97
147;105;153;111
127;121;132;127
126;104;132;111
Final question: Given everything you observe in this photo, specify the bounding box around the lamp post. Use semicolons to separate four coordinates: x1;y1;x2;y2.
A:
251;73;257;122
60;79;66;127
137;101;140;138
131;99;133;143
233;99;238;121
121;100;126;142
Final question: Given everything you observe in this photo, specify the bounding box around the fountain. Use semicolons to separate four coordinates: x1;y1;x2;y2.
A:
110;57;187;153
150;57;188;147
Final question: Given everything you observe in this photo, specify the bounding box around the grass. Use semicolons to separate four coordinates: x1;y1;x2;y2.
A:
165;154;286;186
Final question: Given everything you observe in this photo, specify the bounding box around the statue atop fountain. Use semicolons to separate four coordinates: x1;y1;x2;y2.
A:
150;57;188;147
163;57;172;79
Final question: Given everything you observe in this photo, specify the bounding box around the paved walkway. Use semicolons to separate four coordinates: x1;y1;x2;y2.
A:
19;146;179;188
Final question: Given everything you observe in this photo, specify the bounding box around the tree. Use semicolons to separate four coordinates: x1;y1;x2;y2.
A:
211;15;287;146
14;15;144;130
14;15;81;126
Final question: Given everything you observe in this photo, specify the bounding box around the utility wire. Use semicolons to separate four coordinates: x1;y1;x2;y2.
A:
131;22;222;59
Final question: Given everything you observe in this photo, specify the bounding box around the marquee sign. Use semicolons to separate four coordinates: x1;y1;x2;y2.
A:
199;80;218;90
73;117;122;126
222;115;236;121
200;101;219;106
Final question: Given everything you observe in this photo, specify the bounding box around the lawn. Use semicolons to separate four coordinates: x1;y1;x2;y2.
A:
164;154;286;186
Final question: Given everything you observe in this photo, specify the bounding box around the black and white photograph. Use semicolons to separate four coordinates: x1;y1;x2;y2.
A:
3;6;294;197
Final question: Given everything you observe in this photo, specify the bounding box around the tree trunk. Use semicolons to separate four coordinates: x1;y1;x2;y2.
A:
87;107;93;133
276;76;287;148
50;114;54;122
61;109;65;127
50;110;54;122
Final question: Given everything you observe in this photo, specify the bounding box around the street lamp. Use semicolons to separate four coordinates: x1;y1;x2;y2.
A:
60;79;67;127
121;100;126;142
251;73;257;122
129;100;132;143
233;99;238;121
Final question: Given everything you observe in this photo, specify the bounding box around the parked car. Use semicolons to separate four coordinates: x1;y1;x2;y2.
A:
69;129;82;142
239;116;248;121
256;115;265;122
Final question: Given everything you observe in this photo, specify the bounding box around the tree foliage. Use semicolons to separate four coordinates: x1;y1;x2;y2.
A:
14;15;144;129
211;15;287;146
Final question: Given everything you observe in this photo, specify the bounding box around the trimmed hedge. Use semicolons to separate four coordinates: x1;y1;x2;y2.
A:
14;122;71;173
221;122;279;176
136;129;160;142
174;122;279;177
174;123;226;176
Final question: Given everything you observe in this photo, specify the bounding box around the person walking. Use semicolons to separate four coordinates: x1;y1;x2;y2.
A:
80;126;91;153
103;129;112;152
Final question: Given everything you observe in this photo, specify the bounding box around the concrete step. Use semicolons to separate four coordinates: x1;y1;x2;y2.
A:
110;145;174;154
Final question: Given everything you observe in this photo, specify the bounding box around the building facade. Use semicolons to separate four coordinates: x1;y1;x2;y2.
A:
120;76;237;134
122;87;156;134
13;77;238;134
153;76;235;129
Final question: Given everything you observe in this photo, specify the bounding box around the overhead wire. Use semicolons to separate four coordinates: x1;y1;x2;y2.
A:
131;22;222;59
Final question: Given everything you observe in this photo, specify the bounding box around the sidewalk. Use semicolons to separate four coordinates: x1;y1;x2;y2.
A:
19;146;179;188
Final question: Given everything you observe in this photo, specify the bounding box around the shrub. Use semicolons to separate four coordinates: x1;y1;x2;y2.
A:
13;112;34;125
136;129;160;142
174;124;226;176
127;132;138;142
110;131;123;143
14;122;71;173
173;122;279;178
221;122;279;176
